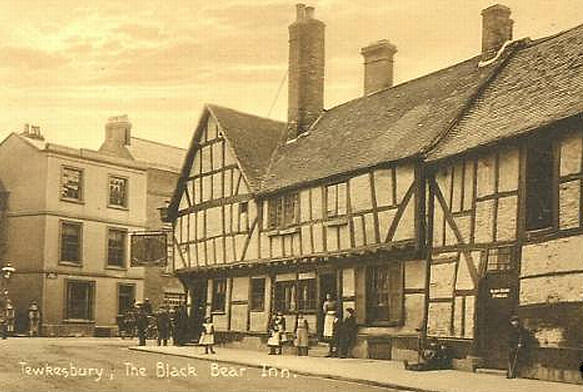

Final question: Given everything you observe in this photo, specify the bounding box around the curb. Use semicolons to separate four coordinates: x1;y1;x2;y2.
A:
129;346;439;392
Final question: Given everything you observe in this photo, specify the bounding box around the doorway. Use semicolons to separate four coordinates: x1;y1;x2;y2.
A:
477;247;518;369
189;280;208;341
318;272;337;337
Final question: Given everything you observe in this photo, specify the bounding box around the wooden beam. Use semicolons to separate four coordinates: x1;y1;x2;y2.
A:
385;183;415;243
431;178;479;286
239;217;259;261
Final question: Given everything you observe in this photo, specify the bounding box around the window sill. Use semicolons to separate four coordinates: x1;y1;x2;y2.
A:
59;261;82;267
105;265;127;271
107;204;129;211
266;226;300;237
63;319;95;324
211;311;226;315
366;320;403;328
249;309;265;313
60;198;85;205
525;226;554;241
324;217;348;227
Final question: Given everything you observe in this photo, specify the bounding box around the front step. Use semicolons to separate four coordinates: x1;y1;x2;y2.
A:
475;368;507;376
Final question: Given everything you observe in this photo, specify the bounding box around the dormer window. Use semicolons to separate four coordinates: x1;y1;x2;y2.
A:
267;192;299;229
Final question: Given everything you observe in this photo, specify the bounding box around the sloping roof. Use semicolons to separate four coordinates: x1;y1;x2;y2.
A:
428;23;583;161
127;137;187;172
261;55;493;193
208;104;287;192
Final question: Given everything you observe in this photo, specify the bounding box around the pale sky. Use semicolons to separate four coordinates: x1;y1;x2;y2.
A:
0;0;581;150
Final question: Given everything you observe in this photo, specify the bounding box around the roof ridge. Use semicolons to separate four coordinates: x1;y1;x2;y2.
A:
207;103;286;125
130;136;187;151
526;21;583;47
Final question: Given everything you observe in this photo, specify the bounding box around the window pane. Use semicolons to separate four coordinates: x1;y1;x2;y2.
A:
526;141;554;230
212;279;227;312
297;279;316;311
61;167;83;200
326;185;337;217
61;223;81;262
108;230;126;267
66;281;93;320
250;278;265;311
109;177;128;207
118;285;135;315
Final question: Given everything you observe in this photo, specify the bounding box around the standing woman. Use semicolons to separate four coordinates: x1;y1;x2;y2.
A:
199;316;216;354
267;312;282;355
294;312;309;356
322;294;337;356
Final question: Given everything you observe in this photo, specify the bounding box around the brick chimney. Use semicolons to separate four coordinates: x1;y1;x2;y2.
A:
361;39;397;96
481;4;513;60
287;3;325;140
98;115;133;159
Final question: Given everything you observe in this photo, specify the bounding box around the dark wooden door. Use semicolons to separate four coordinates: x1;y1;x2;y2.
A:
189;280;207;340
478;248;519;369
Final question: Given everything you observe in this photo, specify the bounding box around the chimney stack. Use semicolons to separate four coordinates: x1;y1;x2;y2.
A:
481;4;513;60
21;123;44;141
98;115;133;159
361;39;397;96
287;3;325;140
105;115;132;146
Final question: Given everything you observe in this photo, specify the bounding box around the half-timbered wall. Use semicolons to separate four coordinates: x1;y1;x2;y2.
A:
428;123;583;347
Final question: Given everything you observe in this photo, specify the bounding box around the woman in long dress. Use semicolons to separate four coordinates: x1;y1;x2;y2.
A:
267;313;282;355
294;312;309;356
322;294;337;356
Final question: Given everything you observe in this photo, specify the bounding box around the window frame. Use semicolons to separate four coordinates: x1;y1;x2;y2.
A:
117;283;135;317
296;278;317;312
64;279;95;322
211;278;227;313
60;165;84;203
524;137;556;232
365;262;404;325
106;227;127;269
107;175;129;209
59;220;82;265
249;277;266;312
267;192;299;230
325;182;347;218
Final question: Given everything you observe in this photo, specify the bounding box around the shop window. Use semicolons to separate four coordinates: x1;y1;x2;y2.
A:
268;193;299;229
366;262;403;323
525;140;554;231
65;280;95;321
274;281;296;313
212;279;227;313
60;221;82;263
297;279;316;312
250;278;265;312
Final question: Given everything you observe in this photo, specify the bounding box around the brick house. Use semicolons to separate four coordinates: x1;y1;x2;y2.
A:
167;4;583;383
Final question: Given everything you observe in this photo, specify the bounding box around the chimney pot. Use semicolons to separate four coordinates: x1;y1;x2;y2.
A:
361;39;397;95
305;6;315;19
296;3;306;21
481;4;513;60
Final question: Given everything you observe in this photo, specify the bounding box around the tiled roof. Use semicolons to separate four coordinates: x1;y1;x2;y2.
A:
261;55;492;193
127;137;187;172
428;23;583;161
208;104;287;192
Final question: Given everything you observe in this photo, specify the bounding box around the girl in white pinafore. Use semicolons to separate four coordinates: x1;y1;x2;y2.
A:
199;316;216;354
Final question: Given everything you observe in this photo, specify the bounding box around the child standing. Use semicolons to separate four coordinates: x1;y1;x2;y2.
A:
267;312;282;355
294;312;309;356
200;316;216;354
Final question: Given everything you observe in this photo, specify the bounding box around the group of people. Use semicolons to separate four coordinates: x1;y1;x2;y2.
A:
266;294;358;358
0;299;41;338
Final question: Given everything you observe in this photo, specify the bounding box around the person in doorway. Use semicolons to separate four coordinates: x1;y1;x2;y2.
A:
267;312;282;355
199;316;216;354
338;308;357;358
135;304;148;346
156;307;171;346
28;301;41;337
322;293;337;356
507;315;530;379
294;312;309;356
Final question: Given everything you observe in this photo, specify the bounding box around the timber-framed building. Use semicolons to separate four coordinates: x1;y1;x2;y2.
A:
168;4;583;384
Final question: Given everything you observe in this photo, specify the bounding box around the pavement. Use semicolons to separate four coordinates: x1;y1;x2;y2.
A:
130;344;581;392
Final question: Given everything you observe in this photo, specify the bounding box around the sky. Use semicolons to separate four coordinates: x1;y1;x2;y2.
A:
0;0;581;150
